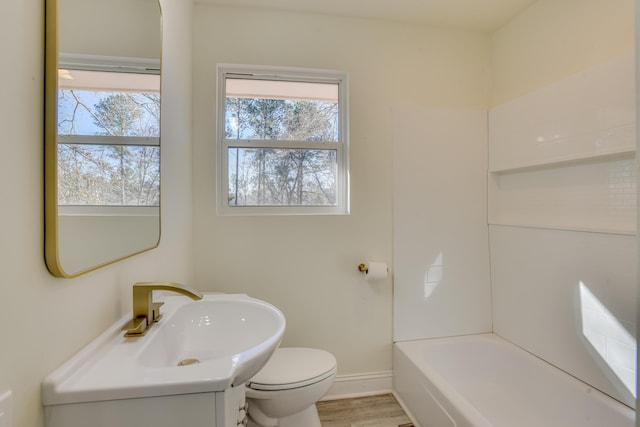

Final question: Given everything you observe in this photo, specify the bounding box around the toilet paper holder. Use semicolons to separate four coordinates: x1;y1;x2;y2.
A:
358;263;388;273
357;262;389;281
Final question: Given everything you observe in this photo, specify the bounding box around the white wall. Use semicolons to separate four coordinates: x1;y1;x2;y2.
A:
490;0;636;408
491;226;636;406
192;4;491;378
393;106;492;341
491;0;634;105
0;1;194;426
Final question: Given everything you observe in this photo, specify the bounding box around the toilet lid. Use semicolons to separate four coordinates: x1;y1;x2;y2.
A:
248;347;337;391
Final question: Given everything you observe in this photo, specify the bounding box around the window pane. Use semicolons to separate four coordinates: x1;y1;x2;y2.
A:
58;90;160;137
225;79;339;142
58;143;160;206
228;148;337;206
58;69;160;137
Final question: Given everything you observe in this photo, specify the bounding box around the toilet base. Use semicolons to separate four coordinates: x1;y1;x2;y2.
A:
247;404;321;427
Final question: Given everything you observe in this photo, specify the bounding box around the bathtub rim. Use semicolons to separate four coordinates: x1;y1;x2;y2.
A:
393;332;635;427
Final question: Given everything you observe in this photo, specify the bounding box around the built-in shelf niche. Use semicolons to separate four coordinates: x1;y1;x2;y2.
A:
488;52;636;235
489;152;636;235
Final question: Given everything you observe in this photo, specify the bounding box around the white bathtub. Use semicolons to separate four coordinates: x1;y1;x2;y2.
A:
393;334;634;427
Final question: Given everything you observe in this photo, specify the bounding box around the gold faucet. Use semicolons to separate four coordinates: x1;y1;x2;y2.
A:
122;282;203;337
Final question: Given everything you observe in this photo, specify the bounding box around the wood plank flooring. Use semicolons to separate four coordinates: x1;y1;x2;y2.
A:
317;393;414;427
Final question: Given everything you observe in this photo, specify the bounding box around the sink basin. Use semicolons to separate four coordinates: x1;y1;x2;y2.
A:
138;297;284;373
42;294;285;405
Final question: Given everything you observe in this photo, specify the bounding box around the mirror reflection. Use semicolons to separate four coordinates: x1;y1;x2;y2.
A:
45;0;162;277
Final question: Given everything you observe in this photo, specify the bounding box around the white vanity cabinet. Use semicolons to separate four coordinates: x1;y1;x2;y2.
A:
44;385;247;427
217;384;248;427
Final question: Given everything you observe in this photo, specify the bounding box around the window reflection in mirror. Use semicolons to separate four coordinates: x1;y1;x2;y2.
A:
55;64;161;275
57;67;160;207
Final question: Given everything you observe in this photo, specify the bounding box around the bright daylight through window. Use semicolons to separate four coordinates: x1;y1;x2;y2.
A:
57;67;160;211
218;65;349;214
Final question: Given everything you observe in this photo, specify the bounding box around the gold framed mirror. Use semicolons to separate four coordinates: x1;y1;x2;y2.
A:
45;0;162;278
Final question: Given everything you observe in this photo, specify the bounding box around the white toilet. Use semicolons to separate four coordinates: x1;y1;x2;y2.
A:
246;347;337;427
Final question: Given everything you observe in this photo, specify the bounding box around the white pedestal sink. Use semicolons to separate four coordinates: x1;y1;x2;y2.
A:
42;293;286;427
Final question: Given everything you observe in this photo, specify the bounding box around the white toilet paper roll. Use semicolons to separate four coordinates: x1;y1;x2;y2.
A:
364;262;388;281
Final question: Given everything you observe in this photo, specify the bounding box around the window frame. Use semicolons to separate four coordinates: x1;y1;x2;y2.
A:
216;64;350;215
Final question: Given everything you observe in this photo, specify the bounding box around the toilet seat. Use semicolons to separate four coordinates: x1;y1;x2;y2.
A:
248;348;337;391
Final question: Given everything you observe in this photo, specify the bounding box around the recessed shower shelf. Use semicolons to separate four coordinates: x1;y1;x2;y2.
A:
488;146;637;236
489;147;636;175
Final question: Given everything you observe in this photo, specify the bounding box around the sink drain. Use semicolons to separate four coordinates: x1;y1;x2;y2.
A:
177;358;200;366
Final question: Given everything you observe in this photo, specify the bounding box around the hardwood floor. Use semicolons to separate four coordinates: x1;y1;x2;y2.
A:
317;393;414;427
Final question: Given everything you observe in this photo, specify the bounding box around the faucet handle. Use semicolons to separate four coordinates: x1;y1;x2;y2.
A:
122;317;147;337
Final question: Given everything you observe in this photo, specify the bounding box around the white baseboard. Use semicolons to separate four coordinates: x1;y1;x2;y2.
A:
321;371;393;400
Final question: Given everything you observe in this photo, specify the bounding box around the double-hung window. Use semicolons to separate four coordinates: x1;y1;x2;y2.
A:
57;56;160;215
217;65;349;215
